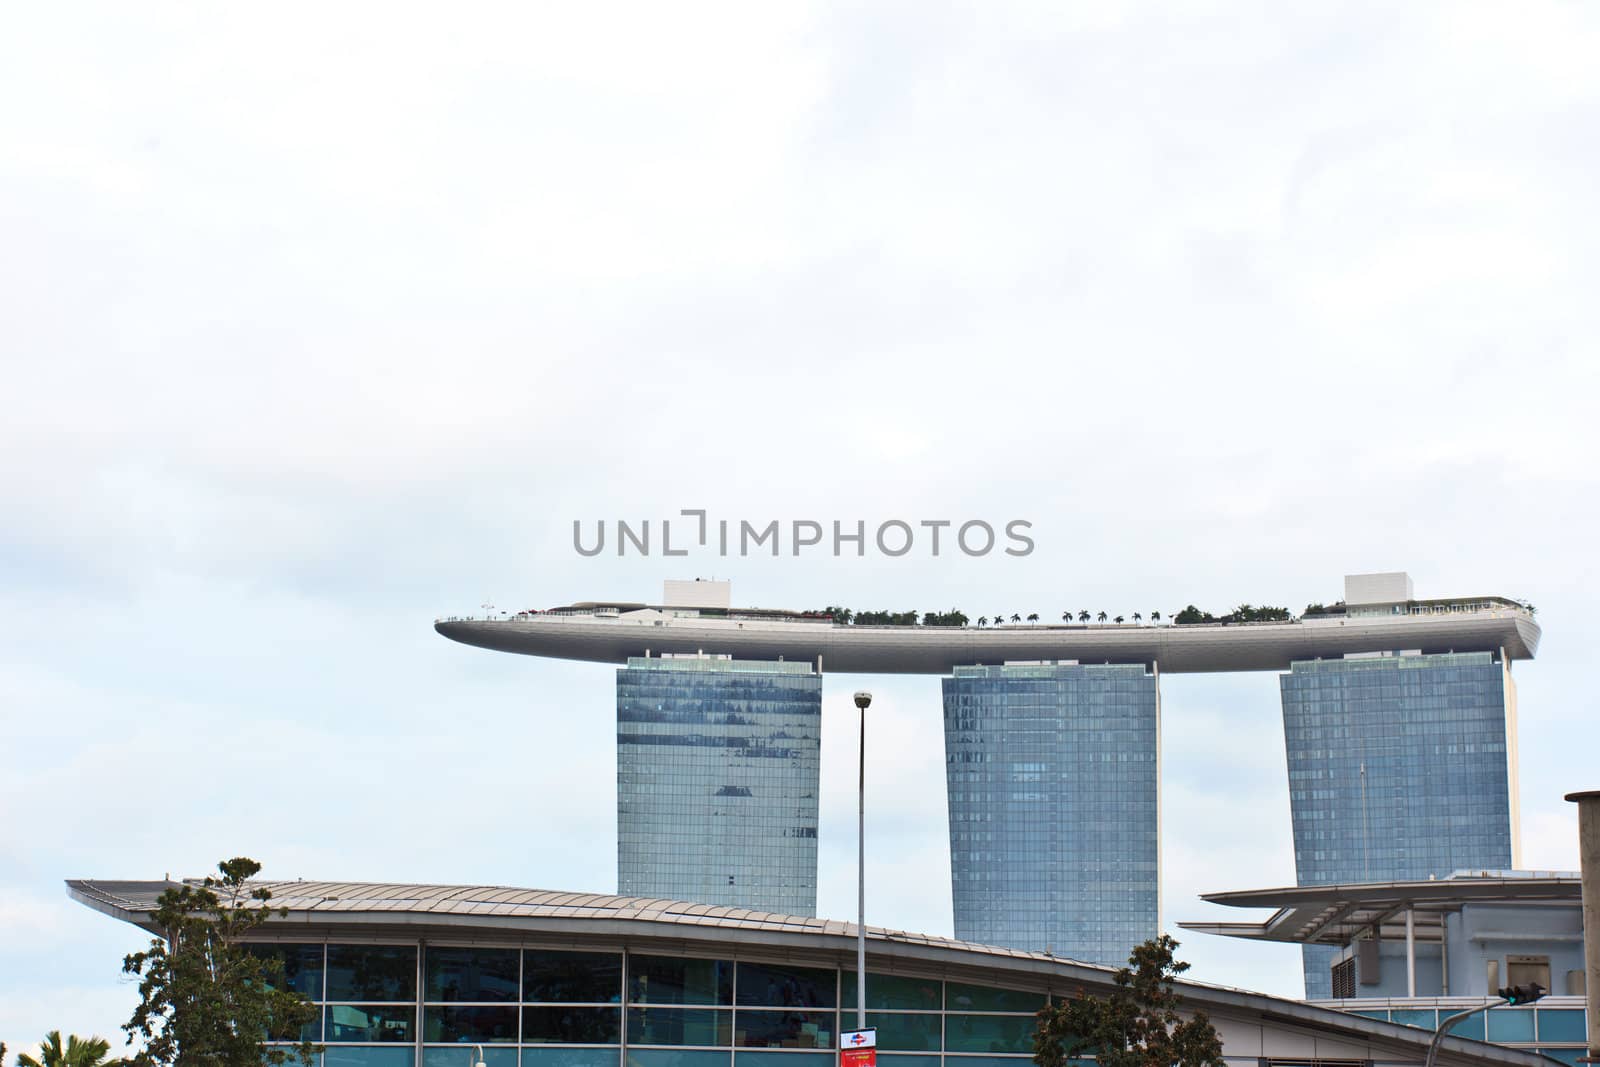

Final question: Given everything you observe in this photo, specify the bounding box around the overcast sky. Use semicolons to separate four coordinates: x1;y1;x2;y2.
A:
4;0;1600;1055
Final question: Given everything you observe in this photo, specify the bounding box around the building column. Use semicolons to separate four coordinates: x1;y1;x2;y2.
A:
1564;790;1600;1060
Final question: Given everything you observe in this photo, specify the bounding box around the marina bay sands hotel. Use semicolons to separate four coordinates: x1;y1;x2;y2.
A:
435;572;1539;998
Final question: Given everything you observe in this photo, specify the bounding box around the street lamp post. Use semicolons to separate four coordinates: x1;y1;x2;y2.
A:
1424;1000;1505;1067
853;690;872;1031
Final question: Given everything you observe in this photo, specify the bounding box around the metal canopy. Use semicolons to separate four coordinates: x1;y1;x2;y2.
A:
1179;874;1581;947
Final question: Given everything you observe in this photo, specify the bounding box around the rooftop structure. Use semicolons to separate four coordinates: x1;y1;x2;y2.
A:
436;575;1538;675
1181;871;1590;1062
69;876;1559;1067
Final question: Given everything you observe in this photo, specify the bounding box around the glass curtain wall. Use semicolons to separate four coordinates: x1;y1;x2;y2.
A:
1281;653;1514;998
617;658;823;915
261;944;1051;1067
943;664;1159;965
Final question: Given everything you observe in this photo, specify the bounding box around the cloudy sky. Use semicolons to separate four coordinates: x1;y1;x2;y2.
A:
4;0;1600;1053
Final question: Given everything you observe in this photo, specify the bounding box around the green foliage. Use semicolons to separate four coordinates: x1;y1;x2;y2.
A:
1033;936;1224;1067
1175;604;1291;624
1228;604;1290;622
852;609;920;626
17;1033;123;1067
923;609;969;627
122;857;320;1067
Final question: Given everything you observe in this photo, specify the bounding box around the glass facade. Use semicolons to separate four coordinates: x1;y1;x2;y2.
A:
1280;653;1515;998
1335;1001;1588;1060
617;657;822;915
265;945;1050;1067
942;664;1159;965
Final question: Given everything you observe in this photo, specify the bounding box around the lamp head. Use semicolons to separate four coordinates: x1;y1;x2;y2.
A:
853;691;872;710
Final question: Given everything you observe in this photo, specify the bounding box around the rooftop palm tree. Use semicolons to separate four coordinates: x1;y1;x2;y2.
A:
1078;610;1090;622
977;616;988;627
1151;610;1162;623
18;1032;123;1067
1062;611;1071;622
1010;613;1021;623
1132;612;1143;623
1027;613;1040;623
1114;615;1125;624
1097;611;1108;623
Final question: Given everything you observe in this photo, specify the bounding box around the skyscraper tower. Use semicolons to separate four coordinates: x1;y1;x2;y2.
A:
616;655;823;914
943;663;1160;964
1280;574;1518;997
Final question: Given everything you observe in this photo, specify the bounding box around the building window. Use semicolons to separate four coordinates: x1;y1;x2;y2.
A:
1330;958;1355;1000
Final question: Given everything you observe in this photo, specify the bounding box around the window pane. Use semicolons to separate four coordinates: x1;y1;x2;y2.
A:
626;1052;729;1067
945;1014;1035;1054
525;950;623;1003
527;1050;624;1067
736;964;835;1008
866;1013;939;1052
1390;1009;1437;1030
1444;1012;1484;1040
325;1049;414;1067
839;974;941;1012
325;1005;415;1043
1487;1009;1536;1043
879;1058;939;1067
734;1054;832;1067
735;1011;834;1049
249;944;325;999
524;1006;622;1044
327;946;417;1002
424;1006;519;1043
629;1008;732;1046
426;947;520;1003
630;957;733;1005
941;1057;1033;1067
1540;1050;1586;1066
424;1049;518;1067
944;983;1044;1013
1539;1010;1588;1043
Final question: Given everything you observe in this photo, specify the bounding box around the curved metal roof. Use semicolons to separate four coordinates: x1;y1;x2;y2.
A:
435;610;1539;674
66;878;1067;963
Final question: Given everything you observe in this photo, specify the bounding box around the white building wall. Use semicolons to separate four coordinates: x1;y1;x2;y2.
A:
1345;571;1415;605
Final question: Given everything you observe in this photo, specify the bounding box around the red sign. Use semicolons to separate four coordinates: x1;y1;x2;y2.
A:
841;1028;876;1067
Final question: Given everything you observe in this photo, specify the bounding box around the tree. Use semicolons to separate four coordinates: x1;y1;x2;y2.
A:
123;858;320;1067
1034;935;1224;1067
1097;611;1107;622
1011;613;1022;624
17;1033;123;1067
1062;612;1071;622
1114;615;1125;624
1151;611;1161;623
1078;611;1090;623
1132;612;1142;623
1027;613;1039;624
978;616;988;627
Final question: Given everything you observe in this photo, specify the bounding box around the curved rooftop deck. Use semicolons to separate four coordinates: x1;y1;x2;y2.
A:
434;607;1539;675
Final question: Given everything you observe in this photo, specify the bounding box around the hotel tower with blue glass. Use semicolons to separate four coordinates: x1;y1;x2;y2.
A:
616;654;823;916
438;572;1538;981
943;664;1159;963
1280;574;1520;997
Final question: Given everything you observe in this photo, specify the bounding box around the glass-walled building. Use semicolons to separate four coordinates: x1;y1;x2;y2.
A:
71;877;1556;1067
247;941;1049;1067
1280;652;1517;998
942;663;1159;965
617;656;822;915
